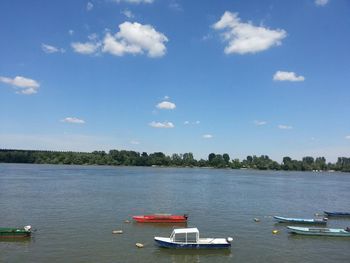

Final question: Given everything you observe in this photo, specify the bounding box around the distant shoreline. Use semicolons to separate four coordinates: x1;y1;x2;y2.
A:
0;149;350;172
0;149;349;173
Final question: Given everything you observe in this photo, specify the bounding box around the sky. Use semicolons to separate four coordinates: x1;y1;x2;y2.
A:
1;0;350;162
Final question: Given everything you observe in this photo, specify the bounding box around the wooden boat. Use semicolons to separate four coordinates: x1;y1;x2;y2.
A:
154;228;233;249
133;214;188;223
287;226;350;237
274;216;327;224
0;226;32;238
324;211;350;217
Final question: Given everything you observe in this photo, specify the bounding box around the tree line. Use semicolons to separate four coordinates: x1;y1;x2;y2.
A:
0;149;349;172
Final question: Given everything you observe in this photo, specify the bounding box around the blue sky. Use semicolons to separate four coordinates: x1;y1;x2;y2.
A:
1;0;350;162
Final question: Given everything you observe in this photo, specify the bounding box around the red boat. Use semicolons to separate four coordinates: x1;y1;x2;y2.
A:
132;214;188;223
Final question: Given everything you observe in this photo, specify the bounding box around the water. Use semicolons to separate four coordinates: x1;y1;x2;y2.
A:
0;164;349;262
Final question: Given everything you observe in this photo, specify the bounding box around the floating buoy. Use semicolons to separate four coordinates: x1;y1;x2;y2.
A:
124;220;131;223
112;230;123;234
254;218;260;222
272;230;279;234
136;243;144;248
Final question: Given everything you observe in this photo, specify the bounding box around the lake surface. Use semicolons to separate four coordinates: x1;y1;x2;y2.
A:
0;164;349;262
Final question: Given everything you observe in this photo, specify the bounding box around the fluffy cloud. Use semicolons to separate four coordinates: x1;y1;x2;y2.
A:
0;76;40;95
156;101;176;110
202;134;213;139
315;0;329;6
345;135;350;140
71;22;167;58
122;9;135;18
254;120;267;126
184;120;200;125
41;43;65;53
86;2;93;11
61;117;86;124
213;11;286;54
102;22;168;57
71;41;101;54
278;124;292;130
273;71;305;82
149;121;174;128
114;0;154;3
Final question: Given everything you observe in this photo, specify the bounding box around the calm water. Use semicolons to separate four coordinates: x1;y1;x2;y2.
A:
0;164;349;262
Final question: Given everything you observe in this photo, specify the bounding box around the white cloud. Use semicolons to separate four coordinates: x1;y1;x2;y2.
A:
345;135;350;140
163;95;170;100
149;121;174;128
114;0;154;4
278;124;292;130
169;1;182;11
130;140;140;145
61;117;86;124
315;0;329;6
122;9;135;18
156;101;176;110
184;120;200;125
68;30;74;35
0;76;40;95
254;120;267;126
273;71;305;82
102;22;168;57
71;41;101;54
88;33;99;41
41;43;65;54
202;134;213;139
213;11;286;54
86;2;94;11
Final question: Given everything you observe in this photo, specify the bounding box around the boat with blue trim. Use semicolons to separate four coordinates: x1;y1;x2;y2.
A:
324;211;350;217
287;226;350;237
274;216;327;224
154;228;233;249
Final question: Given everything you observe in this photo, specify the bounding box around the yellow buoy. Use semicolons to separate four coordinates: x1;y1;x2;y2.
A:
272;230;279;234
136;243;144;248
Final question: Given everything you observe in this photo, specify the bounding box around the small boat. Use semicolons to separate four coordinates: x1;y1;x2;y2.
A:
0;226;32;238
324;211;350;217
274;216;327;224
154;227;233;249
287;226;350;237
133;214;188;223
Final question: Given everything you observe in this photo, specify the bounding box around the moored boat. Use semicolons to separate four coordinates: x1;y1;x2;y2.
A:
287;226;350;237
0;226;32;238
324;211;350;217
274;216;327;224
154;228;233;249
133;214;188;223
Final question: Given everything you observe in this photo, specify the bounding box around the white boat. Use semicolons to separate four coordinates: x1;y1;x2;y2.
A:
287;226;350;237
274;216;327;224
154;228;233;249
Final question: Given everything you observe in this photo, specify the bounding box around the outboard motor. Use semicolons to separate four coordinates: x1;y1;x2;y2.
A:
24;225;32;232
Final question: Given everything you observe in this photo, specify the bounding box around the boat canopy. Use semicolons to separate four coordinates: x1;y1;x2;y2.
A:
172;228;199;234
170;228;199;243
